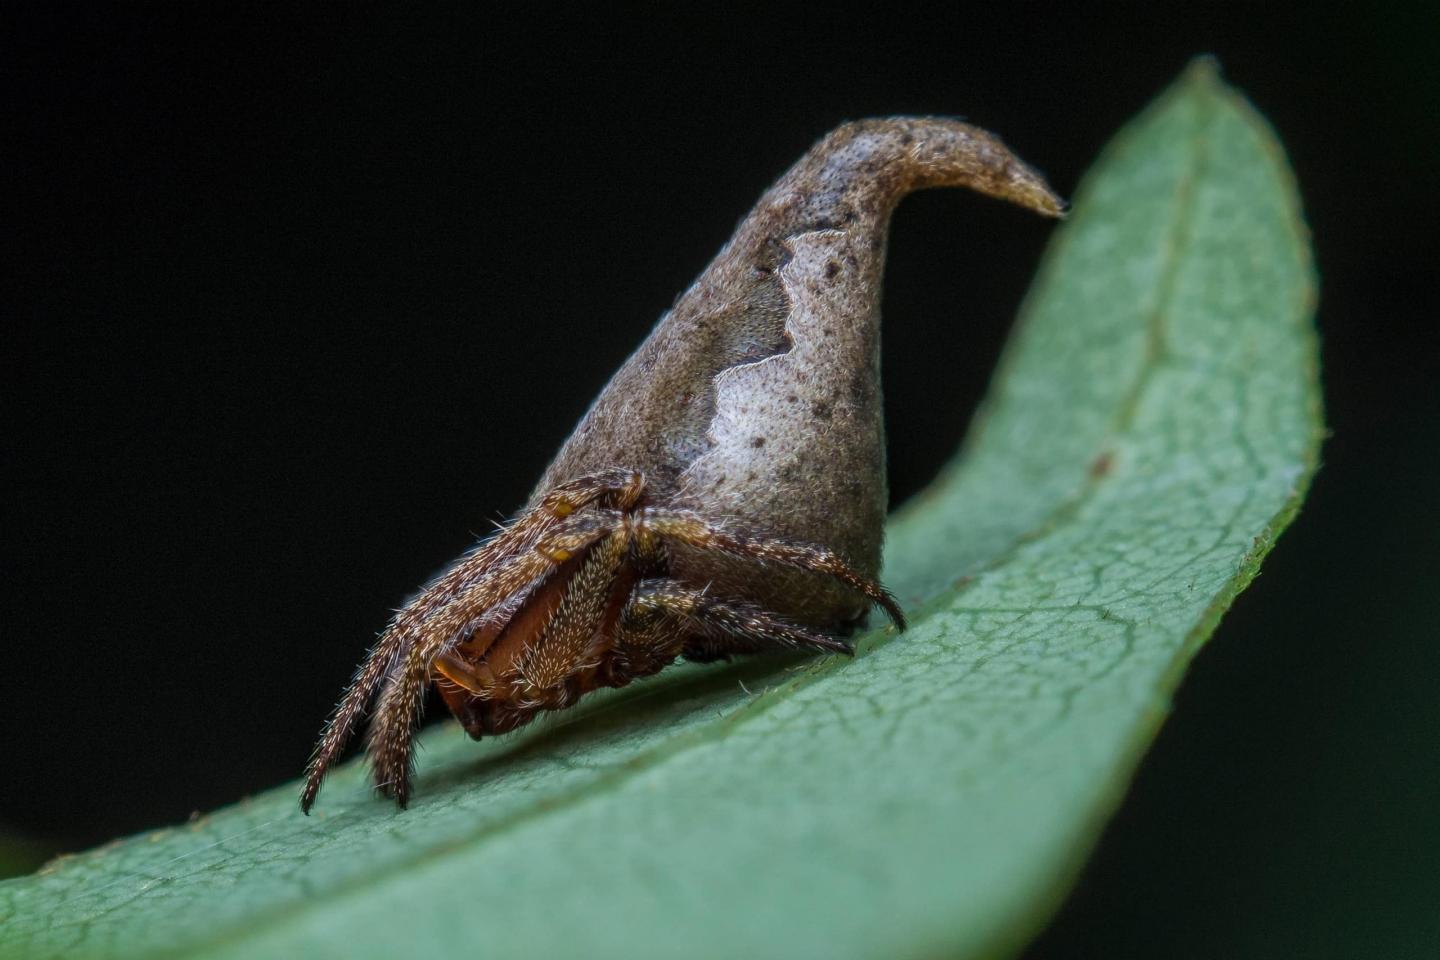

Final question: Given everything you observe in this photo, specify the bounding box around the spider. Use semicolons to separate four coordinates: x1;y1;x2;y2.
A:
300;116;1058;811
301;468;903;811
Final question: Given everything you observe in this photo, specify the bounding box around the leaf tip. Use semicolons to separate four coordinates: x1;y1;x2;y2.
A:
1181;53;1225;88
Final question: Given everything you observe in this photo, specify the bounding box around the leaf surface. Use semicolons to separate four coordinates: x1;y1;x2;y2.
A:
0;61;1320;960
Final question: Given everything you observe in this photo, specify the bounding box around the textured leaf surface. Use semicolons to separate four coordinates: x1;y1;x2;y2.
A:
0;61;1319;960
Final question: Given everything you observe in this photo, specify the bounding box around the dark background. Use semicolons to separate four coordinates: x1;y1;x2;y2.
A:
4;2;1437;956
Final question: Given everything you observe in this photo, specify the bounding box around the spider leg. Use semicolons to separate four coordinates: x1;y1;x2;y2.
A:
301;529;526;813
366;507;623;807
301;469;643;813
299;630;406;814
629;579;854;659
516;525;633;694
640;509;907;629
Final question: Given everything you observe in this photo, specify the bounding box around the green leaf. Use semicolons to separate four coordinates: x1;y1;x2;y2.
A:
0;60;1319;960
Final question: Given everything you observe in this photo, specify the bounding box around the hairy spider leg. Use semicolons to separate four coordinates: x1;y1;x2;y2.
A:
366;509;622;806
432;505;891;732
600;588;685;682
434;523;640;731
301;469;644;813
299;533;510;814
431;557;584;701
502;505;890;700
640;509;908;629
430;555;581;739
594;578;852;686
629;579;854;659
408;504;874;749
518;526;634;693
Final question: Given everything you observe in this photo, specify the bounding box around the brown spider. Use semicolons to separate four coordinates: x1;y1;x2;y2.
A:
301;469;902;811
300;117;1060;811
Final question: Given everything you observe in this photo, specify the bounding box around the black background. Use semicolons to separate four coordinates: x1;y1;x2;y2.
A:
4;2;1437;956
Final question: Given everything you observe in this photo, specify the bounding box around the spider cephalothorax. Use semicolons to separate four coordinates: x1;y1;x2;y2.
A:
301;117;1060;811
